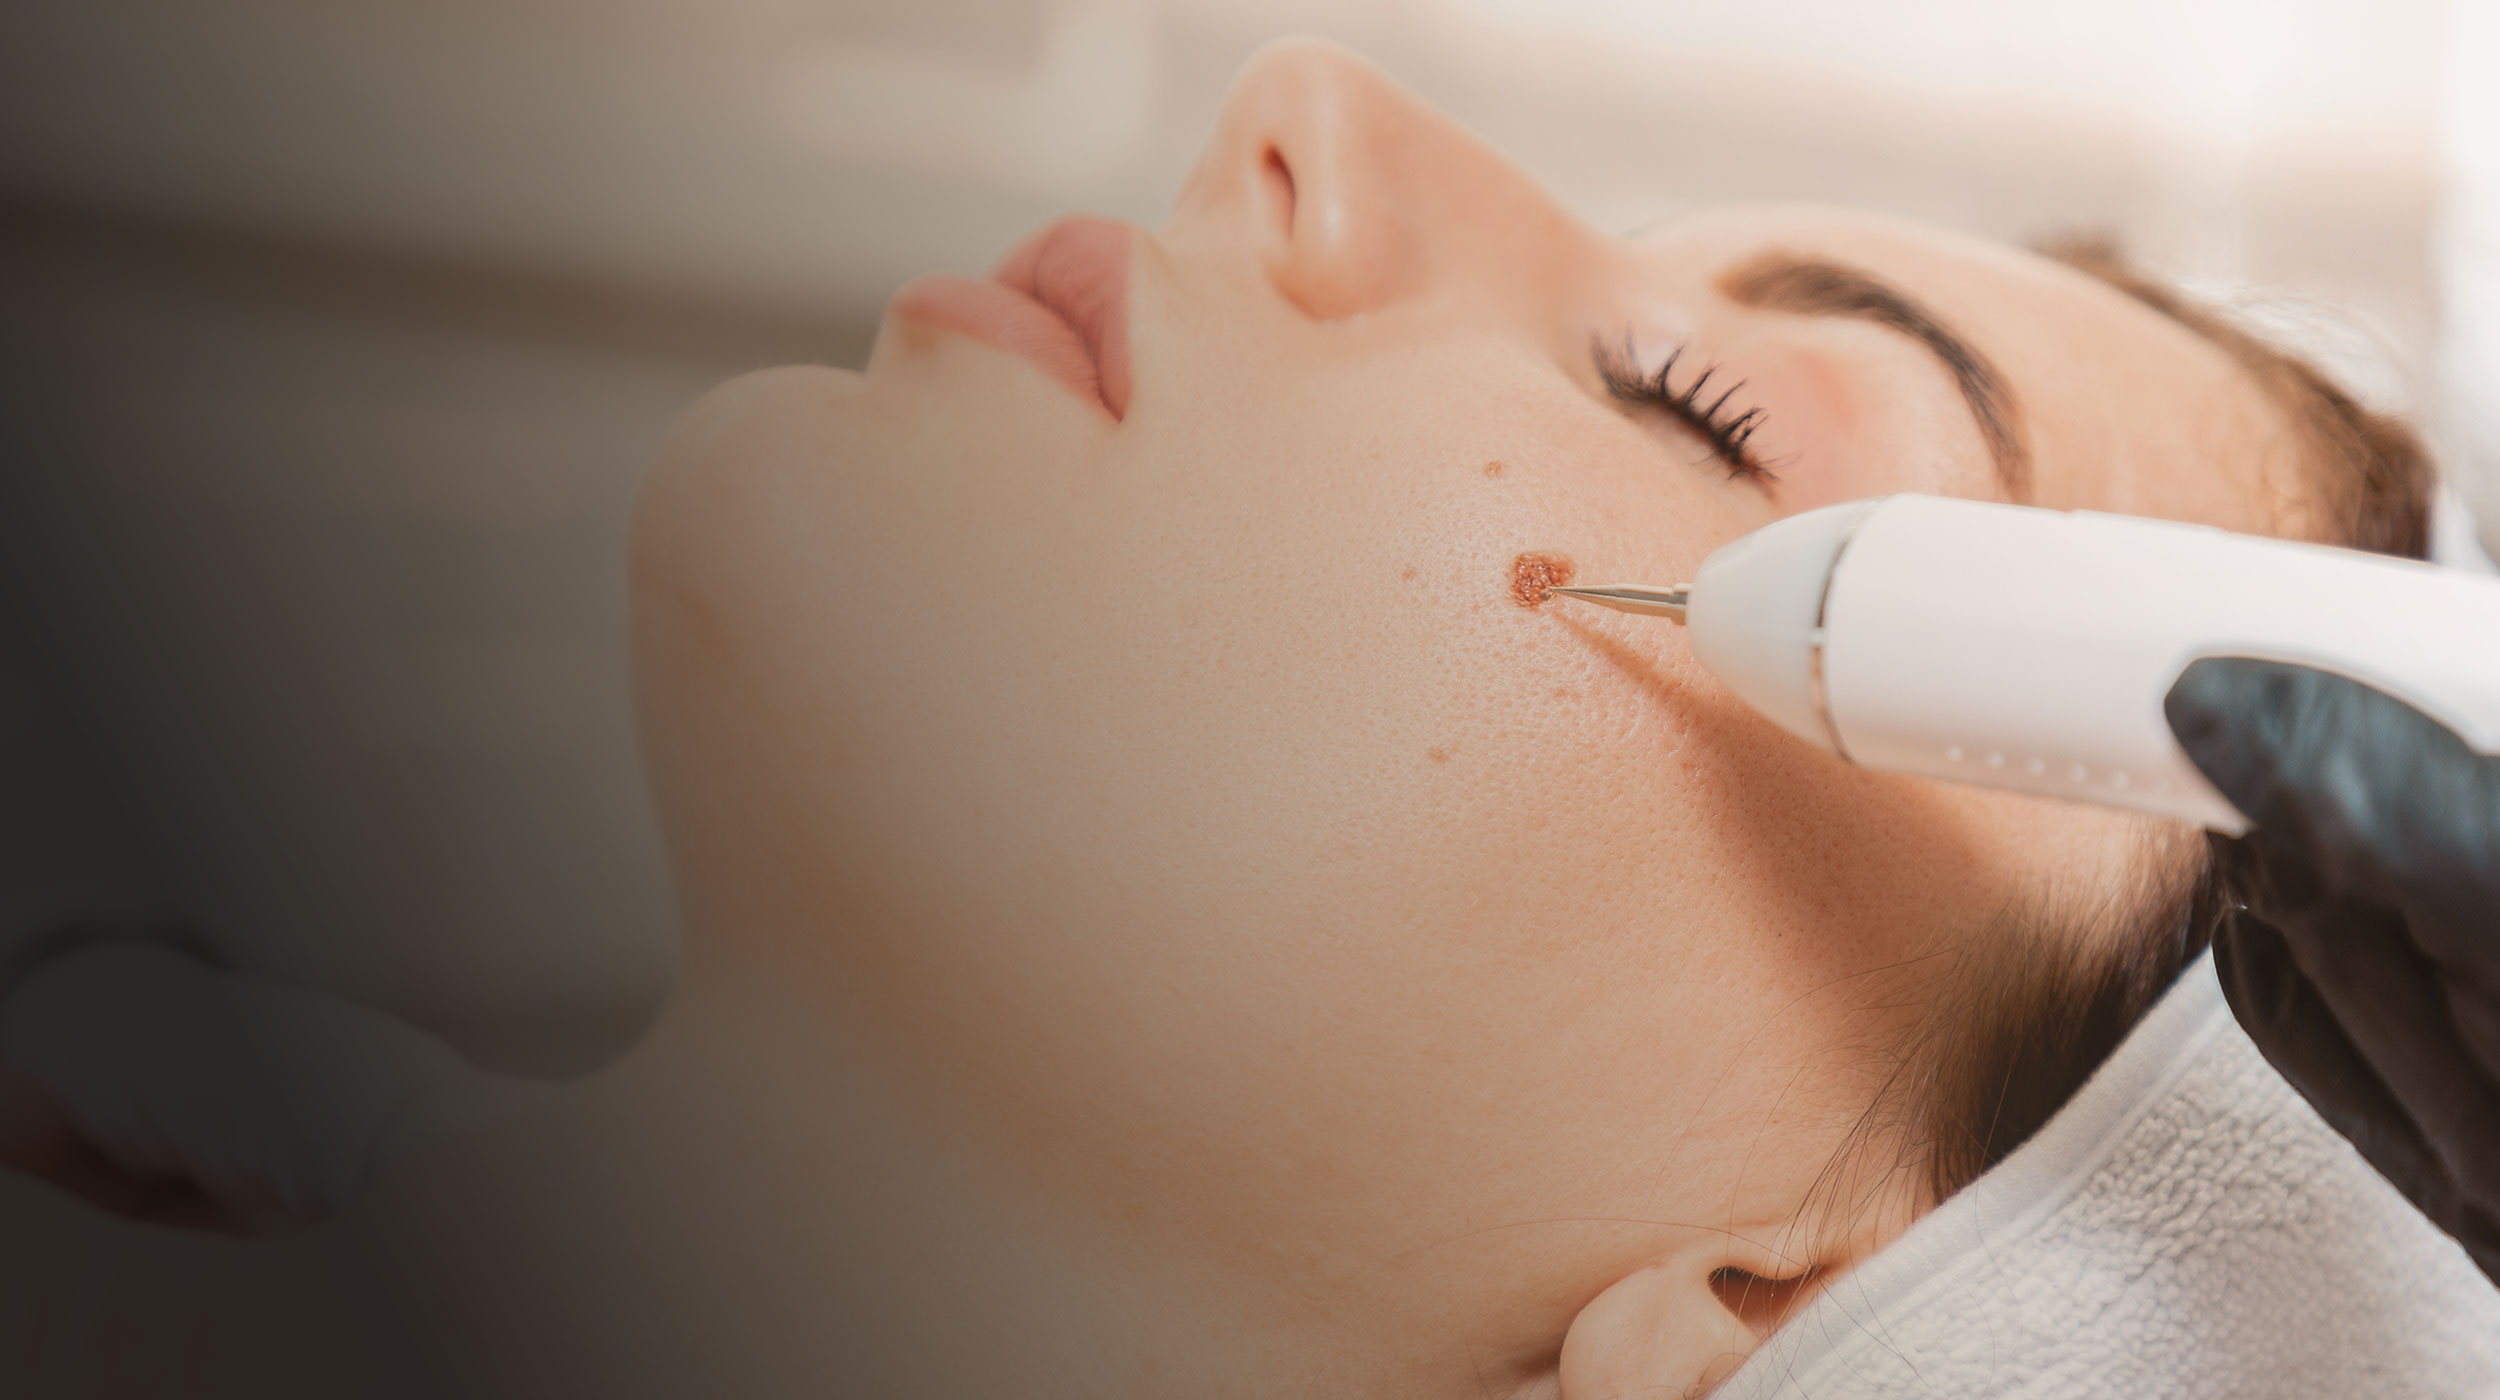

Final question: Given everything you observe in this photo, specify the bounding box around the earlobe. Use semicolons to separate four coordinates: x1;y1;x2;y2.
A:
1559;1254;1803;1399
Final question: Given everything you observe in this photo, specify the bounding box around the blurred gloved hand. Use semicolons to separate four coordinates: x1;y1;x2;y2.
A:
2166;656;2500;1284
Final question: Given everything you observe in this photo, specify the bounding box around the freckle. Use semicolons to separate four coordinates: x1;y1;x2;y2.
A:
1401;565;1417;582
1553;687;1575;700
1483;460;1505;478
1510;551;1575;608
1427;746;1451;764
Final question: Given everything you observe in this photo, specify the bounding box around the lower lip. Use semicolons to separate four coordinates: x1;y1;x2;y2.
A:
888;217;1132;420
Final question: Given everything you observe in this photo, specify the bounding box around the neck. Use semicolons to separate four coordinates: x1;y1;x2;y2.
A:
350;959;1494;1398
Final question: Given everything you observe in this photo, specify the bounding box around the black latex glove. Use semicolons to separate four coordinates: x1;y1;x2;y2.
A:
2166;657;2500;1284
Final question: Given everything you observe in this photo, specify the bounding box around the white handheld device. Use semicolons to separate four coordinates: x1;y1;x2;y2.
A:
1566;494;2500;833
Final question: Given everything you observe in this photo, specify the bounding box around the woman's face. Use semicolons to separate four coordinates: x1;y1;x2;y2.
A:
631;40;2292;1395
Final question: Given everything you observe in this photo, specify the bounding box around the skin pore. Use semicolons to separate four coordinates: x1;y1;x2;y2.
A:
0;36;2330;1400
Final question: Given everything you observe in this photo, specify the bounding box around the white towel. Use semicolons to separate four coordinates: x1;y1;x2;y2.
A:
1719;952;2500;1398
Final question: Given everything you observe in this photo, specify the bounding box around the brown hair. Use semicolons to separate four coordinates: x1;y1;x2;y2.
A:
1906;235;2439;1205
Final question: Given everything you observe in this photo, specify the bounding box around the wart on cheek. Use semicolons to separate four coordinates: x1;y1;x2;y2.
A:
1510;552;1575;607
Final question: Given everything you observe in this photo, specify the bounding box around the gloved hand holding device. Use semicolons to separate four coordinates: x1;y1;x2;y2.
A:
2168;657;2500;1284
1551;493;2500;1281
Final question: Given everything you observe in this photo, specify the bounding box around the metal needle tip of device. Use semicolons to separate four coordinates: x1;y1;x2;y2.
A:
1545;584;1693;621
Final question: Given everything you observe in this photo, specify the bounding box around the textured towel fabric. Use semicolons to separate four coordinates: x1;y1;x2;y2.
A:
1719;952;2500;1399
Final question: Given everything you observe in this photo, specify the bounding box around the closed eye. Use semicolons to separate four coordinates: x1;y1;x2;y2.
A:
1593;333;1779;486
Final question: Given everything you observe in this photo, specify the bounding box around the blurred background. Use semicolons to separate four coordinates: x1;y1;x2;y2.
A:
1;0;2494;1074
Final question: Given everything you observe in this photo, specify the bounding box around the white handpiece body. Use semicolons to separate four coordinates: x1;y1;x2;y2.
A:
1684;494;2500;833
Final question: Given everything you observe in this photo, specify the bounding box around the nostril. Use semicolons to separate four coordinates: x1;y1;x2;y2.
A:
1260;145;1297;240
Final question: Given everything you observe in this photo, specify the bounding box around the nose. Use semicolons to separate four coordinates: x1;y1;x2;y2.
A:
1180;39;1588;322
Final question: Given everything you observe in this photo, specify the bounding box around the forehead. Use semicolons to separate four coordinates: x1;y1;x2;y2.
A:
1635;204;2295;533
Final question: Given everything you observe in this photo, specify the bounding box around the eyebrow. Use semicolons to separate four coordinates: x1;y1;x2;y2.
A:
1716;252;2032;500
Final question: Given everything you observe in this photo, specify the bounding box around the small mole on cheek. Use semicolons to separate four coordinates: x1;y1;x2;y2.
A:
1401;565;1418;582
1510;551;1576;608
1483;460;1506;478
1427;746;1451;764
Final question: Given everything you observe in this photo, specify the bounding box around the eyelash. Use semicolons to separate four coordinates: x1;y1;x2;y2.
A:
1592;334;1778;485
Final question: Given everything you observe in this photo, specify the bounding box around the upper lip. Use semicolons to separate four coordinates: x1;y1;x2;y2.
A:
994;216;1135;419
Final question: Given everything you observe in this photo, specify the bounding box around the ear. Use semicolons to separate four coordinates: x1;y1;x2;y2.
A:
1558;1253;1820;1399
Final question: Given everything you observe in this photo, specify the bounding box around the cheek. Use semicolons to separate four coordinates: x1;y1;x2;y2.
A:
638;339;2080;1258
